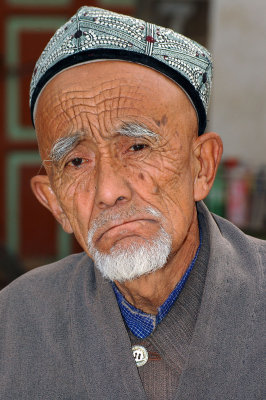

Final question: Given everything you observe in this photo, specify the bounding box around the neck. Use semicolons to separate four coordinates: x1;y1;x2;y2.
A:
115;207;200;314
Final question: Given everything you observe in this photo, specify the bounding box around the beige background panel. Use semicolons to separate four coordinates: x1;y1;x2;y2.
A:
209;0;266;166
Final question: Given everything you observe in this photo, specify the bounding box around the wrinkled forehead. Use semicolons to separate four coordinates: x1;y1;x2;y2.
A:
34;60;197;120
35;61;197;155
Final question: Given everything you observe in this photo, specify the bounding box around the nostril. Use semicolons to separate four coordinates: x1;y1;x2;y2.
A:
117;196;125;202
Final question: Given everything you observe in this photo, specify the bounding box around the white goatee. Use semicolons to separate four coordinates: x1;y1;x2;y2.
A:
87;206;172;282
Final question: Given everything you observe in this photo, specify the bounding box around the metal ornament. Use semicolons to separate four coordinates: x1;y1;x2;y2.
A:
132;345;149;367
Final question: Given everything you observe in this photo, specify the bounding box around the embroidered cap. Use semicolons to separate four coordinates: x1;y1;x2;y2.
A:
30;6;213;135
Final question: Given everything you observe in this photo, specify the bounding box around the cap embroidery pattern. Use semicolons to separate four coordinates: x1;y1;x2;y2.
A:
30;6;212;134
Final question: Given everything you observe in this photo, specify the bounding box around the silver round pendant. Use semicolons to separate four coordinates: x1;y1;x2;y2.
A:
132;345;149;367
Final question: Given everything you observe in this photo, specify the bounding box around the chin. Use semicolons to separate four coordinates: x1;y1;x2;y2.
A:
89;227;172;282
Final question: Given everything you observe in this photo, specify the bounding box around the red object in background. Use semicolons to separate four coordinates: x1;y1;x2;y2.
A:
224;158;250;229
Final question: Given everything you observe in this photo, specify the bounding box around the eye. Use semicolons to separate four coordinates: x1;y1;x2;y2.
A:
66;157;87;168
129;143;149;152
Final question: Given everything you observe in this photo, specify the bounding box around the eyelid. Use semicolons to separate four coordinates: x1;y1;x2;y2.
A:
64;155;80;166
67;157;83;165
128;136;153;145
64;155;91;169
64;147;94;162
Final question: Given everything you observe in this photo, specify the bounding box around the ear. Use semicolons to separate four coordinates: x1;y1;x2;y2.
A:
193;132;223;201
30;175;73;233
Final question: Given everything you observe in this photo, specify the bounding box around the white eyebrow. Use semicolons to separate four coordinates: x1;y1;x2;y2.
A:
49;123;158;163
117;122;159;139
49;133;83;163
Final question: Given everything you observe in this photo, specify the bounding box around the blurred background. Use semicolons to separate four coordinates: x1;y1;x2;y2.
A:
0;0;265;288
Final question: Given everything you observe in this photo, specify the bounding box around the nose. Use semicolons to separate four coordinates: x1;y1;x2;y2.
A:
95;157;132;209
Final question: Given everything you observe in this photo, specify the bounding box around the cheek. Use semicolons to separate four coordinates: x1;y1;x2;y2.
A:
131;154;195;242
161;170;195;248
55;164;95;199
127;161;161;201
53;172;96;245
159;161;195;219
131;149;193;203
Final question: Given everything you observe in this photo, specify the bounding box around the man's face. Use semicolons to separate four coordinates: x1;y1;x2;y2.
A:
34;61;200;279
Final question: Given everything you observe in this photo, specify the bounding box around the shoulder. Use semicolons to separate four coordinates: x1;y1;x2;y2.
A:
0;252;96;396
0;252;93;312
199;200;266;248
198;201;265;276
211;210;266;263
0;252;96;362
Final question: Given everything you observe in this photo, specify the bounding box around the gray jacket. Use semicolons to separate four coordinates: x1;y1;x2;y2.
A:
0;202;265;399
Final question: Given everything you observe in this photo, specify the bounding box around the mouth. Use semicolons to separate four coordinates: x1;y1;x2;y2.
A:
95;218;158;244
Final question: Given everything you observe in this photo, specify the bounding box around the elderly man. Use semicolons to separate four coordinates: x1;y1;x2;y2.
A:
0;6;264;400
